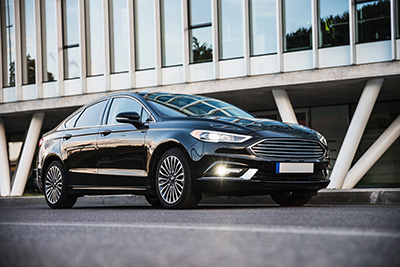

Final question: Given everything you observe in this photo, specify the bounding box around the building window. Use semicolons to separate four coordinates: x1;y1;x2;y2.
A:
219;0;243;60
135;0;155;70
356;0;391;44
283;0;312;52
41;0;57;82
189;0;213;63
319;0;349;48
161;0;183;67
398;0;400;38
21;0;36;85
249;0;277;56
1;0;16;87
62;0;80;79
109;0;129;73
85;0;104;76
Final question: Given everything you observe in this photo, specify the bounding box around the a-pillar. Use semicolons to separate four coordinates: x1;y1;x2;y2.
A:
10;113;45;196
0;118;11;196
328;79;384;189
272;89;298;124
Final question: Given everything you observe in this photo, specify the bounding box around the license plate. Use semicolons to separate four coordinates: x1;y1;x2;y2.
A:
276;163;314;173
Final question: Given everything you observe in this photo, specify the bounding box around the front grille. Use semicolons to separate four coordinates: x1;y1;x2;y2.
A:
249;139;325;160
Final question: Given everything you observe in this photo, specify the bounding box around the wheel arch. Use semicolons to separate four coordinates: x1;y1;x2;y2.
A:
146;141;193;195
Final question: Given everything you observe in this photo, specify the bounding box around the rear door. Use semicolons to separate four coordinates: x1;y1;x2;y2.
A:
61;100;108;186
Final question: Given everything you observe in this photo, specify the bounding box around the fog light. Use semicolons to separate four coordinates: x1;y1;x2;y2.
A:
215;165;243;176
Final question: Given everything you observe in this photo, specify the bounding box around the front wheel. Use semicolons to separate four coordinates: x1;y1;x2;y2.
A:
271;191;315;207
44;161;77;209
155;148;201;209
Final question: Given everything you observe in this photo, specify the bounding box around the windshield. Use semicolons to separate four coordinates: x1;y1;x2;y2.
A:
146;93;255;118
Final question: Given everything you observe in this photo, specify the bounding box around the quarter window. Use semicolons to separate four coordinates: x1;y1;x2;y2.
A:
75;101;107;128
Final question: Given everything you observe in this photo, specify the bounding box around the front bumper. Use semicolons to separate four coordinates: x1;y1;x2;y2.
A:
191;141;330;196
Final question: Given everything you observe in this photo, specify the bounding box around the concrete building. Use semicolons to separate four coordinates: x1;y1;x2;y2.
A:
0;0;399;196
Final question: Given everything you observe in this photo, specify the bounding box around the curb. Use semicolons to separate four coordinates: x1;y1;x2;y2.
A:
1;189;399;207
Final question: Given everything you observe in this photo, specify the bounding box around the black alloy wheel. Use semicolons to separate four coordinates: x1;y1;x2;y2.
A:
155;148;201;209
271;191;315;207
44;161;77;209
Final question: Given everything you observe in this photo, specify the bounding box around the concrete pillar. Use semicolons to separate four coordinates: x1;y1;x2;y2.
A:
0;118;11;196
10;113;45;196
328;79;384;189
272;89;298;123
342;115;400;189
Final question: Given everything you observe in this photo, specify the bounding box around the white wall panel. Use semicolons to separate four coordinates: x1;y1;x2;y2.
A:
22;84;38;100
283;50;313;72
356;41;391;65
219;58;246;79
110;73;131;91
161;66;184;85
64;79;82;96
3;88;17;103
189;62;214;82
250;55;279;76
42;82;59;98
397;40;400;60
87;76;106;93
319;46;351;68
136;69;157;88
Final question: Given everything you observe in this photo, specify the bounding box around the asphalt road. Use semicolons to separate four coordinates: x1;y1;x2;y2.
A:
1;203;399;267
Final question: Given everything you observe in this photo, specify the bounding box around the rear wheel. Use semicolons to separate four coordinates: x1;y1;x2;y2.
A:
44;161;77;209
155;148;201;209
271;191;315;207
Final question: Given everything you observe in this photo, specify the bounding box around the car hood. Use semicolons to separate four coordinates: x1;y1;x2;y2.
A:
206;116;320;140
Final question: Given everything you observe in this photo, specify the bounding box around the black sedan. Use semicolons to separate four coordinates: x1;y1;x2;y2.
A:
37;92;330;209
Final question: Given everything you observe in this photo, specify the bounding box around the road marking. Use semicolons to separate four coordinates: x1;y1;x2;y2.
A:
0;221;399;238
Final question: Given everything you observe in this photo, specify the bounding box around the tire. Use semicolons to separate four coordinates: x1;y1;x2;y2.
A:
144;194;163;208
155;148;201;209
44;161;77;209
271;191;314;207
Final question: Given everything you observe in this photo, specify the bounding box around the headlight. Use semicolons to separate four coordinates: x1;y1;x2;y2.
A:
190;130;252;143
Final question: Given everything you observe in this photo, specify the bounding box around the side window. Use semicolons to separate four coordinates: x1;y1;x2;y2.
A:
75;100;107;128
64;112;80;129
141;108;151;123
107;97;147;125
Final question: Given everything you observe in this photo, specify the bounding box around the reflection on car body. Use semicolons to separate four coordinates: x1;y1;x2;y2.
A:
37;92;330;209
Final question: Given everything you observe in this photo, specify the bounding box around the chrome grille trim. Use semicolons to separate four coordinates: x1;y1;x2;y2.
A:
248;138;326;160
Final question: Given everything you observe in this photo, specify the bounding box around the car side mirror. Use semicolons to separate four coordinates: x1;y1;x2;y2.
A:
116;112;144;128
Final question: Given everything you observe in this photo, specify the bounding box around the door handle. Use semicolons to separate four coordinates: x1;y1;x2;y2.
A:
100;129;112;136
62;134;72;140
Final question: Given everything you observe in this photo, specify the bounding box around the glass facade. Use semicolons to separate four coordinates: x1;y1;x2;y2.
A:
63;0;80;79
219;0;243;59
319;0;349;48
356;0;391;44
1;0;16;87
135;0;155;70
109;0;129;73
21;0;36;85
250;0;277;56
41;0;57;82
85;0;104;76
189;0;213;63
283;0;312;52
161;0;183;67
